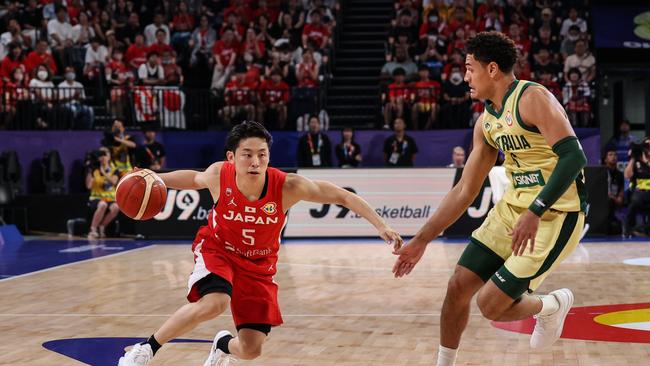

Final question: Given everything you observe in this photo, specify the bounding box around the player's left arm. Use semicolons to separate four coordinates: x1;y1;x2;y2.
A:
283;174;403;249
512;85;588;256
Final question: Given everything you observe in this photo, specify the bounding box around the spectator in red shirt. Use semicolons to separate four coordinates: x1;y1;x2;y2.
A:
149;29;175;58
477;6;503;33
170;1;195;54
508;23;531;60
2;68;30;128
476;0;504;24
441;49;465;81
224;64;256;126
447;7;475;36
536;68;562;103
105;48;133;119
302;10;330;52
410;65;441;130
161;49;183;86
125;34;148;70
211;28;239;91
514;55;532;80
25;39;58;75
224;0;253;26
295;50;319;88
0;43;27;82
446;27;467;55
254;0;279;24
257;68;289;129
418;10;449;42
383;67;409;129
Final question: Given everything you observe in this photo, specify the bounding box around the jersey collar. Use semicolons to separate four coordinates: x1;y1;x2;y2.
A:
485;79;519;118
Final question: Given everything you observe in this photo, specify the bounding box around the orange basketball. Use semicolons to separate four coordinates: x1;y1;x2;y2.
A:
116;169;167;220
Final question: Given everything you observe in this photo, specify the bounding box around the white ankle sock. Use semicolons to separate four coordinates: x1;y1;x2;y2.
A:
538;294;560;316
436;345;458;366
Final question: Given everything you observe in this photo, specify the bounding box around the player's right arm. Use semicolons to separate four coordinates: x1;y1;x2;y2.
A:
393;116;498;277
157;162;223;202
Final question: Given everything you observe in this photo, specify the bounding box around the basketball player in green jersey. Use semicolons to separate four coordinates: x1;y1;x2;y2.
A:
393;32;588;366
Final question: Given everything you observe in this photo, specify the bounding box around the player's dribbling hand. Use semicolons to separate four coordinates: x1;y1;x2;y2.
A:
379;226;404;253
510;209;540;256
392;237;427;278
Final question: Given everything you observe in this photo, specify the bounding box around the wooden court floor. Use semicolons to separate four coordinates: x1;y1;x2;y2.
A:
1;238;649;365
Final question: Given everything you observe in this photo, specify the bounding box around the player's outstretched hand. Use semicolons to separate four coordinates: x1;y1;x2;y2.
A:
379;225;403;253
510;209;541;256
392;237;427;278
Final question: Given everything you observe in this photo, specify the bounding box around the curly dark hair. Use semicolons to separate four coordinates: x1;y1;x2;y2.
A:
225;120;273;153
465;31;518;73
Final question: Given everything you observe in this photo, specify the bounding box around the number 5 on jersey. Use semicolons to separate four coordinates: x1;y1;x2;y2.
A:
242;229;255;246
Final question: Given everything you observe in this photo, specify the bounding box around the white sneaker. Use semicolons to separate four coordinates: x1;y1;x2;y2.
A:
203;330;237;366
530;288;574;349
118;343;153;366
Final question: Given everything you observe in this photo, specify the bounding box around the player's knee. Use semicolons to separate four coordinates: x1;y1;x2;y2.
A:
238;340;263;360
96;201;108;210
195;295;228;320
476;294;502;321
445;275;472;304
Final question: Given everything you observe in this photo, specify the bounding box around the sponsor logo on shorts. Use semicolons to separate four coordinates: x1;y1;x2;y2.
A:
262;202;277;215
512;170;546;188
495;272;506;283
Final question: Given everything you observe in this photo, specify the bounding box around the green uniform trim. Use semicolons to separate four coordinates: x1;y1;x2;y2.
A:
485;80;519;118
529;136;587;217
491;211;579;299
514;81;541;134
458;237;506;282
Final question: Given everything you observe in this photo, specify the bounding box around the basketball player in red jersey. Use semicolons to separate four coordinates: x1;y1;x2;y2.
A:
119;121;403;366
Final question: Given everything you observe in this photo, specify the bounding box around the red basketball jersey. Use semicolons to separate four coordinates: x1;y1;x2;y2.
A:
207;162;287;275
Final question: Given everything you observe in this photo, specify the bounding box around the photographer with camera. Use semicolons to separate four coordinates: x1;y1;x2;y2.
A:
623;138;650;237
85;147;120;239
102;119;136;176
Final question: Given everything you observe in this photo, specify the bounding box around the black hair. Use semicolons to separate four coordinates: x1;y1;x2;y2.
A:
568;67;581;78
155;28;167;35
341;126;355;142
225;121;273;153
393;67;406;77
465;31;518;73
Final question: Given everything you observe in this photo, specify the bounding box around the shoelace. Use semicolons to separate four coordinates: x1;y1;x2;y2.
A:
215;354;237;366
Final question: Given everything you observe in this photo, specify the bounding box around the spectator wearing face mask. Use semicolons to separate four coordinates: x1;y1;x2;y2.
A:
441;65;471;129
29;64;56;129
58;66;94;129
560;25;581;60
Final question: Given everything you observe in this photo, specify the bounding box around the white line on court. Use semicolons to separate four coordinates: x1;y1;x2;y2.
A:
0;245;158;282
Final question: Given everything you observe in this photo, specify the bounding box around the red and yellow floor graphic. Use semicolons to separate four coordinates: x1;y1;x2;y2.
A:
492;303;650;343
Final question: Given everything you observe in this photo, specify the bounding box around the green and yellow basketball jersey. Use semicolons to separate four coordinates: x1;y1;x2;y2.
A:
481;80;587;213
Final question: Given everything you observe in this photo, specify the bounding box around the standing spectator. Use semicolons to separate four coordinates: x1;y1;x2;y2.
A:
83;37;108;84
105;48;133;119
58;66;94;129
441;64;471;128
170;1;195;51
25;40;58;75
223;65;257;126
295;50;319;87
144;13;170;46
447;146;466;168
125;34;148;70
624;139;650;237
136;128;166;171
607;119;638;166
0;43;27;82
563;39;595;83
335;127;362;168
562;68;591;127
161;50;183;86
384;68;409;130
86;147;120;239
302;10;330;53
189;15;217;67
384;117;418;167
137;51;165;85
211;29;239;91
29;65;56;129
604;149;625;235
296;115;332;167
559;7;587;38
102;119;136;175
410;65;440;130
257;68;290;129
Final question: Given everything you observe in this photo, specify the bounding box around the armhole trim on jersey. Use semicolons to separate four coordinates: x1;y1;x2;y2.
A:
515;81;541;134
483;135;498;150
